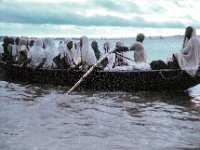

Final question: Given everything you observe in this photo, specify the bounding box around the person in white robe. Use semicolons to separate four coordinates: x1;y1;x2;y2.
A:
173;26;200;76
26;38;46;70
103;41;115;70
80;36;97;70
43;38;57;68
11;37;20;62
16;38;29;64
66;40;76;66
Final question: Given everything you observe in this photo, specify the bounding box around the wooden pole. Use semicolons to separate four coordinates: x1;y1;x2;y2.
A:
67;49;115;94
115;52;135;62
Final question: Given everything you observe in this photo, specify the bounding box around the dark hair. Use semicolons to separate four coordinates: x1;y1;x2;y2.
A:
136;33;145;42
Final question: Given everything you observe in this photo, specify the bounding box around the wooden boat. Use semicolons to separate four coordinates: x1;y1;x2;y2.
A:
0;60;200;91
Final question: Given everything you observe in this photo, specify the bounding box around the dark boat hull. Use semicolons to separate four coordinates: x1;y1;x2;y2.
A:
0;61;200;91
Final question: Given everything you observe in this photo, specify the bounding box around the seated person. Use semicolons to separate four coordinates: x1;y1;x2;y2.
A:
16;38;29;64
114;41;129;66
91;40;101;60
115;33;147;63
1;37;14;63
173;26;200;76
103;41;115;70
79;36;97;70
22;38;46;70
43;38;57;68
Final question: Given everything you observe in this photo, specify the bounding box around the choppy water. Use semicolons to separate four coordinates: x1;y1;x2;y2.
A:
0;80;200;150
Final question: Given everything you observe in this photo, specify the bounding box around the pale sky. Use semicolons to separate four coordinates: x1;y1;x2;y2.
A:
0;0;199;37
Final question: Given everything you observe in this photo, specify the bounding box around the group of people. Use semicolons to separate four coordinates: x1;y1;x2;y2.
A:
0;34;148;71
0;26;200;76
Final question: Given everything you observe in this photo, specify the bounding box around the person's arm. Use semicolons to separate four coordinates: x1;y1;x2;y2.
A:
114;46;129;52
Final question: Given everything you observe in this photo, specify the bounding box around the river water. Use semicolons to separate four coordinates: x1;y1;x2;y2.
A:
0;81;200;150
0;37;200;149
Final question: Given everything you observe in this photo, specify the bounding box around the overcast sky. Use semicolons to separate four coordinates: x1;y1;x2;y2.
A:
0;0;199;37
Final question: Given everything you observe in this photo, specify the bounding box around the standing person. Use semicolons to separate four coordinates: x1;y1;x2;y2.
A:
91;40;101;60
173;26;200;76
80;36;97;70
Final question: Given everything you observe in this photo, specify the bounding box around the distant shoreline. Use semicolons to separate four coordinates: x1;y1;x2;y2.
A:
1;34;199;41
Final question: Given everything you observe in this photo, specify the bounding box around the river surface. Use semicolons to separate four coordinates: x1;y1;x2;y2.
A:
0;80;200;150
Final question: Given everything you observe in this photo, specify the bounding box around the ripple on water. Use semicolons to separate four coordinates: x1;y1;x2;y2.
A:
0;81;200;150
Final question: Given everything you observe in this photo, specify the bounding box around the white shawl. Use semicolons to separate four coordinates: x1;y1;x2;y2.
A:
28;38;45;67
175;36;200;76
80;36;97;69
43;38;57;68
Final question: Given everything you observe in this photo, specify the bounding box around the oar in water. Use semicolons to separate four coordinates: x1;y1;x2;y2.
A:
67;49;116;94
115;52;135;62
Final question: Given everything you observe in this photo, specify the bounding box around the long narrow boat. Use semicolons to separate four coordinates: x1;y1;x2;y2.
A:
0;60;200;91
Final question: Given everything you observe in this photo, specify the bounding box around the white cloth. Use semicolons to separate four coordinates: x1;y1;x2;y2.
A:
73;42;81;63
57;42;66;58
57;43;74;67
80;36;97;69
105;62;151;71
174;36;200;76
103;41;115;70
43;38;57;68
28;38;45;67
12;44;19;57
0;45;3;54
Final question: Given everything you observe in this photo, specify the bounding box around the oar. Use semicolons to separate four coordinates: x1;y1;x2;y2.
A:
67;49;116;94
115;52;135;62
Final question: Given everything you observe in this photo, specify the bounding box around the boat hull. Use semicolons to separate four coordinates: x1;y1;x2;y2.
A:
0;61;200;91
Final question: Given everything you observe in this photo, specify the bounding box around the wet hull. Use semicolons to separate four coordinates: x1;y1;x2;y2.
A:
0;61;200;91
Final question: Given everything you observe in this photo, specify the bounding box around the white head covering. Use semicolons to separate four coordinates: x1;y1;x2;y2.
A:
182;27;197;48
28;38;45;67
80;36;97;68
57;43;74;66
43;38;57;67
175;26;200;76
104;41;112;53
18;38;28;53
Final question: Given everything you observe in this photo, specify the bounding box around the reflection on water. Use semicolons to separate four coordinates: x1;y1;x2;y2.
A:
0;81;200;150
